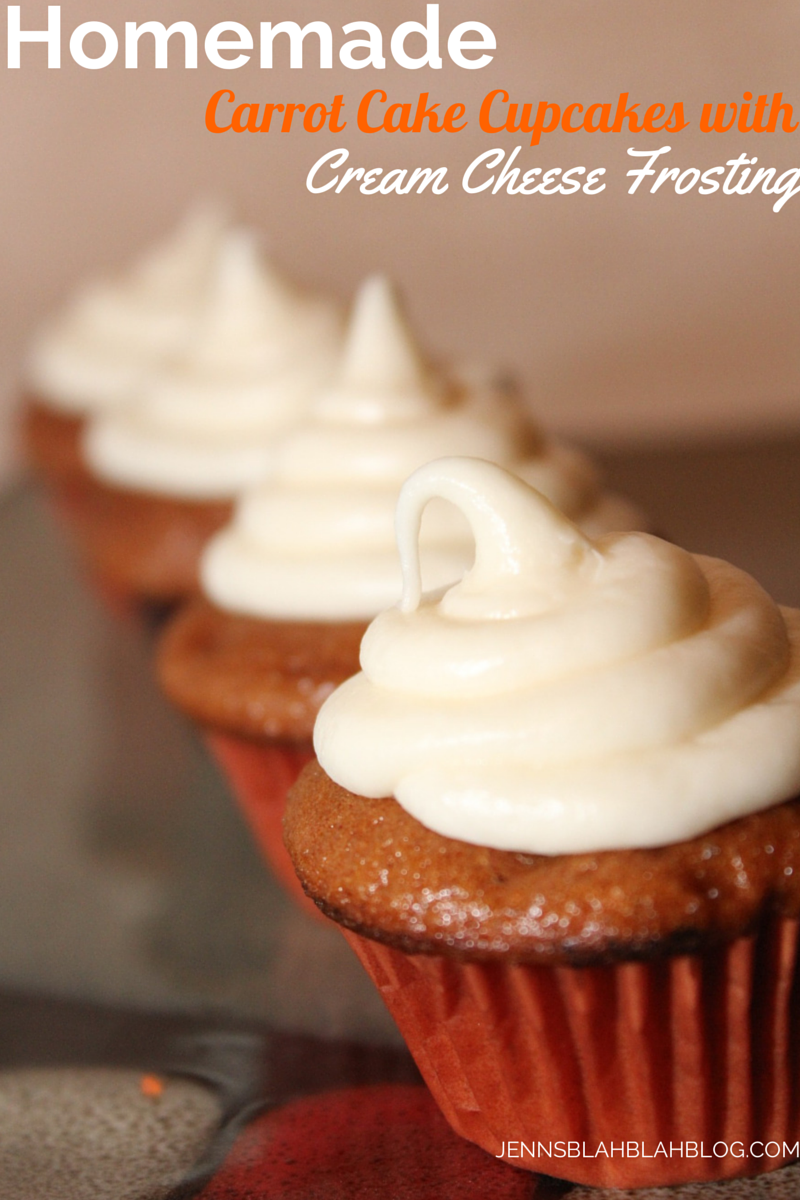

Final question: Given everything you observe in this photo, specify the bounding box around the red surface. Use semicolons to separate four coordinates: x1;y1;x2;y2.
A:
346;918;800;1189
199;1084;539;1200
206;733;321;921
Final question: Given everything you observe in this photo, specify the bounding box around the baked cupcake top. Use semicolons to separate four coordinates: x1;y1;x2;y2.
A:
284;760;800;963
27;205;227;414
314;457;800;855
83;231;342;500
201;277;646;623
158;601;367;741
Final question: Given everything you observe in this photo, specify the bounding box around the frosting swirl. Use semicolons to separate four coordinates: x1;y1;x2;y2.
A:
84;231;342;499
28;205;227;413
314;457;800;854
202;276;645;619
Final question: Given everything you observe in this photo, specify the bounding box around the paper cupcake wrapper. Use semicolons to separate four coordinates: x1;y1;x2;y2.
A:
206;732;320;920
24;404;145;620
63;481;231;614
40;480;144;623
344;916;800;1188
24;412;179;624
22;401;86;488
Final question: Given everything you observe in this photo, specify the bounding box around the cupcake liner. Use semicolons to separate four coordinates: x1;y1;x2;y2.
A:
50;487;173;625
30;474;146;624
22;400;86;487
344;916;800;1188
65;479;232;610
206;732;319;919
23;402;218;624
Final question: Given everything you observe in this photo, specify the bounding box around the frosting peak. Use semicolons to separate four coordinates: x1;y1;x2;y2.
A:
314;275;439;425
126;203;228;308
315;457;800;854
186;230;318;375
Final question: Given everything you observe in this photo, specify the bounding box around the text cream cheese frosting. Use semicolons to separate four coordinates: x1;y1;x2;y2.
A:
28;206;228;414
314;457;800;854
84;231;342;499
202;275;645;620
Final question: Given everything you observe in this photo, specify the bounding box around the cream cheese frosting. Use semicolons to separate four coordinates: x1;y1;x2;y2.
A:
314;457;800;854
202;275;646;620
28;205;228;414
83;231;342;499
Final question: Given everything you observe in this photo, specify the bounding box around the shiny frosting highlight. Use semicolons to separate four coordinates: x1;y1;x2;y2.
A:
202;276;645;619
314;457;800;854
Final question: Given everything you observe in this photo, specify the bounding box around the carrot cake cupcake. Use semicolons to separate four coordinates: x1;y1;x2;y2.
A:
286;456;800;1189
73;230;342;610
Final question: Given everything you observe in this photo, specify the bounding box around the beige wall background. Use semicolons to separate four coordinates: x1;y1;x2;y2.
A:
3;0;800;480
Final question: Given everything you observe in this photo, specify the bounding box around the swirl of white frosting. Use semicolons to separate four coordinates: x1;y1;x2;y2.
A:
202;276;646;619
28;205;228;413
83;231;342;499
314;457;800;854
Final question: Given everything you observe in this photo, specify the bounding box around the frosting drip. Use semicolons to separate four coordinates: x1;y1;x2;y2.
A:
84;231;342;499
203;276;645;619
314;457;800;854
28;205;227;412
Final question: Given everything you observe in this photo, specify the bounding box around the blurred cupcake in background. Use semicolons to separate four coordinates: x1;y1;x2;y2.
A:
158;275;649;914
23;205;227;491
72;230;342;615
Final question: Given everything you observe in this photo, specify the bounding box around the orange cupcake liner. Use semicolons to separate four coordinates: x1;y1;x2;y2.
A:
206;731;320;920
344;916;800;1188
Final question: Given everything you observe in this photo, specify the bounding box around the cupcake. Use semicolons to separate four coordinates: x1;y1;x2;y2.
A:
23;205;227;491
74;230;342;611
285;456;800;1188
159;279;649;915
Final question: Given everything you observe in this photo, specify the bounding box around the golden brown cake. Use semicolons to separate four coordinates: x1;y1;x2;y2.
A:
286;761;800;965
158;600;366;742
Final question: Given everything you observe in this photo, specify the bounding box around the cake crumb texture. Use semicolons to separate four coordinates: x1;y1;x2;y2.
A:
285;761;800;965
